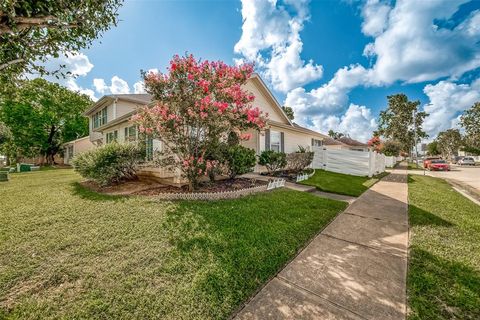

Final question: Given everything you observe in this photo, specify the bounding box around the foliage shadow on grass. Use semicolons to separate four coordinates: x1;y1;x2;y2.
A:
409;205;454;227
408;248;480;320
70;182;126;202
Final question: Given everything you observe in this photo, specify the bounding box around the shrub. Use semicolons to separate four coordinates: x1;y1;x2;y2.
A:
72;143;144;186
223;145;256;179
258;150;287;175
382;140;401;156
286;152;314;172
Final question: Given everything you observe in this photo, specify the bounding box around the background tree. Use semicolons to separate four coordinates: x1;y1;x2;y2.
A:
460;102;480;155
381;140;401;156
378;94;428;155
132;54;266;191
426;141;440;156
0;78;91;163
281;106;294;120
436;129;462;160
328;130;345;140
0;0;122;86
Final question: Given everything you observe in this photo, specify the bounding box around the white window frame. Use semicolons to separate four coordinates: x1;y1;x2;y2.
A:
270;131;281;152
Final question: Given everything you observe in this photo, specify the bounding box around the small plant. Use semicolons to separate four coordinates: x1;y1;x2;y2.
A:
258;150;287;175
223;145;256;179
72;143;144;186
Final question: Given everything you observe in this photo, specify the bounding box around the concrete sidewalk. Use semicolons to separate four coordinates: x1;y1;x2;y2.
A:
235;167;408;320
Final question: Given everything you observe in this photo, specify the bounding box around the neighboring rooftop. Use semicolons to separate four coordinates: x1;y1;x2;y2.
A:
337;137;368;147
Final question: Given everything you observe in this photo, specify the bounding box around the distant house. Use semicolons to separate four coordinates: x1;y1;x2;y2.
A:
81;73;330;184
323;136;369;152
63;136;96;165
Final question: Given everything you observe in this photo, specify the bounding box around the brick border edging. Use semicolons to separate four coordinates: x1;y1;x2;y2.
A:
153;184;270;201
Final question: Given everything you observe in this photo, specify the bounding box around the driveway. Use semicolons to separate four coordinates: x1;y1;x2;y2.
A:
408;165;480;192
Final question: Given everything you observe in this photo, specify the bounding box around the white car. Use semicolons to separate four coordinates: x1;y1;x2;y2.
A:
458;157;476;166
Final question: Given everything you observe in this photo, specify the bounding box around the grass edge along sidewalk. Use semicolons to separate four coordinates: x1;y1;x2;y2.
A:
407;174;480;320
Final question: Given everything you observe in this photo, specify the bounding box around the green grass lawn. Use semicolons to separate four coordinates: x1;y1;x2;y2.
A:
408;175;480;320
407;161;423;170
0;169;347;319
299;169;389;197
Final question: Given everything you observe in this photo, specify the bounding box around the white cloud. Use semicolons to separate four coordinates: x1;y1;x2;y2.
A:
133;81;145;94
423;78;480;137
309;103;377;143
361;0;391;37
285;64;370;117
65;78;96;101
364;0;480;84
93;76;130;95
234;0;323;92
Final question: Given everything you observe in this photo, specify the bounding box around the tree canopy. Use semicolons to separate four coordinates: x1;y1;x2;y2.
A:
0;78;92;163
460;102;480;154
436;129;462;160
328;130;346;140
0;0;122;86
426;141;440;156
281;106;294;120
378;94;428;153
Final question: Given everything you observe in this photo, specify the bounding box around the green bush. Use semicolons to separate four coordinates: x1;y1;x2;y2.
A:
19;163;32;172
0;171;8;181
223;145;256;179
72;143;144;186
258;150;287;175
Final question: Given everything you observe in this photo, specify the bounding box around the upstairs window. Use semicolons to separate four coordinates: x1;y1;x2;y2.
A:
93;108;107;128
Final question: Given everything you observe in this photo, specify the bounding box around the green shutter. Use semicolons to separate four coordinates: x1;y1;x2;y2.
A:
265;129;270;151
146;137;153;161
280;132;285;153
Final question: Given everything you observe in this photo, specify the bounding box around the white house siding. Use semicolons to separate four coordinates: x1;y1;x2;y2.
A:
243;81;286;123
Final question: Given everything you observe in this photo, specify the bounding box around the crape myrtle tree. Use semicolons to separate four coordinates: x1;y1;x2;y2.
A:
0;0;122;87
132;54;267;191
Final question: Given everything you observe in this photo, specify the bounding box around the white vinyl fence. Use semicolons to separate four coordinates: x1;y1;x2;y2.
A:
312;147;386;177
385;156;403;168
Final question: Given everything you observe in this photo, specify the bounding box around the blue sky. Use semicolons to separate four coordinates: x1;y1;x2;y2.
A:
53;0;480;142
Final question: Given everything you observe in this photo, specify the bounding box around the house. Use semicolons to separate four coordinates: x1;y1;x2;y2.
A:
323;136;369;152
63;136;96;165
82;74;329;184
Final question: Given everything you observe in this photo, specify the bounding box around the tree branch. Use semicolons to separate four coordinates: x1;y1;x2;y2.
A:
0;58;24;71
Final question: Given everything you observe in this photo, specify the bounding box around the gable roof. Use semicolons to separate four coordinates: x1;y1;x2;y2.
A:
337;137;368;147
84;94;152;116
323;137;348;146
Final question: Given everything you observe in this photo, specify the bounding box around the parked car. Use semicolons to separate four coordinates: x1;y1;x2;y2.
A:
452;156;464;164
423;156;442;169
458;157;476;166
428;159;450;171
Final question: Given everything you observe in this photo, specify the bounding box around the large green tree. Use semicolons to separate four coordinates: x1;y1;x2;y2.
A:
328;130;346;140
378;94;428;154
436;129;462;160
0;0;122;86
426;141;440;156
281;106;294;120
460;102;480;154
0;78;92;163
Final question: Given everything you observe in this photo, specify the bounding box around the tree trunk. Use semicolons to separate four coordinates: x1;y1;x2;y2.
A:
46;125;57;165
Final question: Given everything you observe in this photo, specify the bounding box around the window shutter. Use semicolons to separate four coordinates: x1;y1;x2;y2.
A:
265;129;270;151
280;132;285;152
311;138;314;146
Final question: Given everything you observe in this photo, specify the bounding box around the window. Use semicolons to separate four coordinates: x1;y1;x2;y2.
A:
67;145;74;159
270;131;281;152
92;107;107;128
124;125;137;142
312;139;323;147
106;130;118;143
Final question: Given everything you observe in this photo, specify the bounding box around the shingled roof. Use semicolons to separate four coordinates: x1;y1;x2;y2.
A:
337;136;368;147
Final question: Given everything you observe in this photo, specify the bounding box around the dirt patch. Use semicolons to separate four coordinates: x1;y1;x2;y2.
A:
79;178;266;196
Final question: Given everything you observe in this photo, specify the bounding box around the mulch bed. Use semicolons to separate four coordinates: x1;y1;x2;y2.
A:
79;178;266;196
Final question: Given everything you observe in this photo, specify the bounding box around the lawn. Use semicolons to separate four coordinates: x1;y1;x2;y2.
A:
299;169;389;197
408;175;480;320
407;161;423;170
0;169;347;319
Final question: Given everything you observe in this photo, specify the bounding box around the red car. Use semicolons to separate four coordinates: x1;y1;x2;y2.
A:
428;159;450;171
423;156;442;169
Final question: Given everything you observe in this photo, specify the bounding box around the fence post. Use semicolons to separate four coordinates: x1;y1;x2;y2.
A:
368;150;374;177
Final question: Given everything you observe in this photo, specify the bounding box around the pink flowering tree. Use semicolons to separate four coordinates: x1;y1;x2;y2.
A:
131;54;266;191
